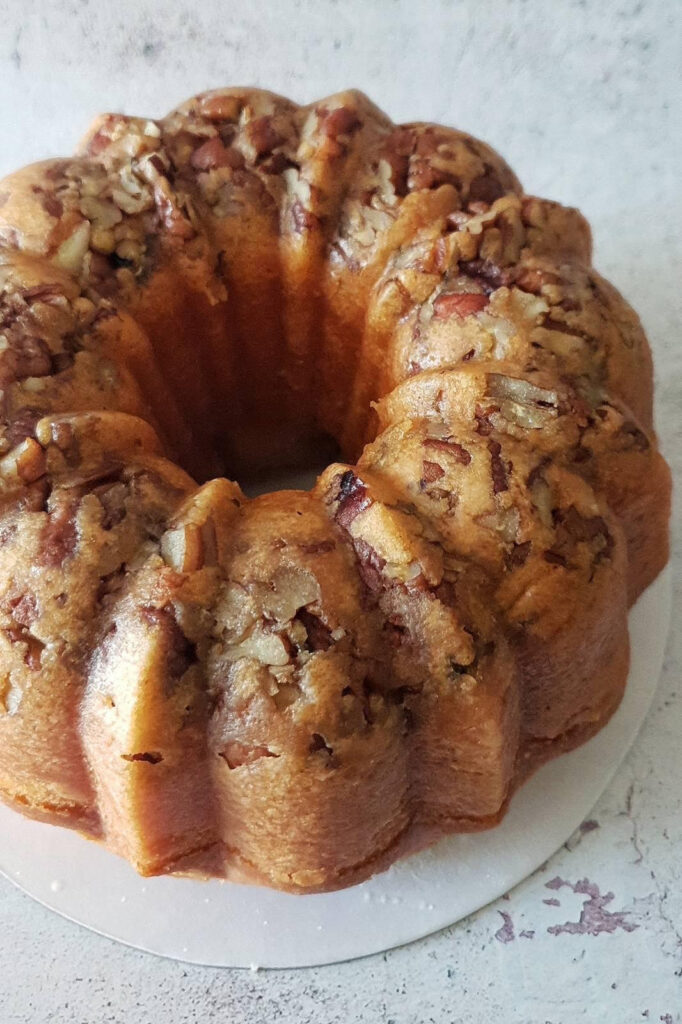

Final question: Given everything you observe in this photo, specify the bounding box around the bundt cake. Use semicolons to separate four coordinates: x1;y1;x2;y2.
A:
0;88;670;893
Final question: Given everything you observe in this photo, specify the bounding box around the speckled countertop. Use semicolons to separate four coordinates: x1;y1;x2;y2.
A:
0;1;680;1021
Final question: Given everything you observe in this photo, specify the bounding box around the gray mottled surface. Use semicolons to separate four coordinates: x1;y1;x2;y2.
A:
0;0;680;1020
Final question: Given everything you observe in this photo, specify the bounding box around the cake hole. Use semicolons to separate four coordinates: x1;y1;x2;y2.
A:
237;432;341;498
121;751;164;764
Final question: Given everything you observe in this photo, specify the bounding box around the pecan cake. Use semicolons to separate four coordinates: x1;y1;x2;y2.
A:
0;89;670;892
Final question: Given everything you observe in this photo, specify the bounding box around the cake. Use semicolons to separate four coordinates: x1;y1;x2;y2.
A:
0;88;670;892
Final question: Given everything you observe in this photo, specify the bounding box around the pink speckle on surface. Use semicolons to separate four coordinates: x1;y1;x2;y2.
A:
544;878;638;937
494;911;515;944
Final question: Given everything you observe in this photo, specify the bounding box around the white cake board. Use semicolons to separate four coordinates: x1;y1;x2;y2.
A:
0;566;671;968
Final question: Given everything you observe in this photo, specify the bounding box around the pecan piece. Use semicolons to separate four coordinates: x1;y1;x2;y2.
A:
291;199;319;234
515;266;560;294
7;593;38;628
488;439;509;494
5;408;42;448
295;607;334;652
335;471;371;528
190;137;243;171
475;404;496;436
433;291;488;319
320;106;361;139
0;335;53;384
505;540;532;569
198;94;242;121
468;172;505;204
41;491;78;567
460;258;512;293
420;460;445;485
423;437;472;465
352;538;386;594
247;116;284;158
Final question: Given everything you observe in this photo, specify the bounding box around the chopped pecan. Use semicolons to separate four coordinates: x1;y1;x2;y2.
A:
423;437;472;465
515;266;560;294
295;607;334;652
460;258;512;293
319;106;361;139
557;507;611;545
5;408;42;448
468;172;505;204
4;592;38;629
41;491;78;567
54;222;91;274
161;520;217;572
13;438;46;484
0;335;53;384
42;193;64;219
272;681;301;710
246;116;284;158
433;291;487;319
198;93;242;121
261;151;297;175
420;460;445;485
291;199;318;234
475;404;496;436
379;127;414;196
546;506;614;568
6;624;44;670
352;538;386;594
190;137;243;171
158;201;194;239
505;540;532;569
408;159;456;192
335;471;371;528
488;439;509;494
94;481;127;530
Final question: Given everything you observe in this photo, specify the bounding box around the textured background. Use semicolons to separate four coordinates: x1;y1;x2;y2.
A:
0;0;680;1020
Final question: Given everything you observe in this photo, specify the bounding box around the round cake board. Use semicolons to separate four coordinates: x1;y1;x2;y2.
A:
0;566;671;969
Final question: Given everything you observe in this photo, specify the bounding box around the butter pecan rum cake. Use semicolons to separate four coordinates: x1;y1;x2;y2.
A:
0;89;670;892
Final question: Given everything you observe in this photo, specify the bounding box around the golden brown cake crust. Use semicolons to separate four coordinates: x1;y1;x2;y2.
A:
0;88;671;892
